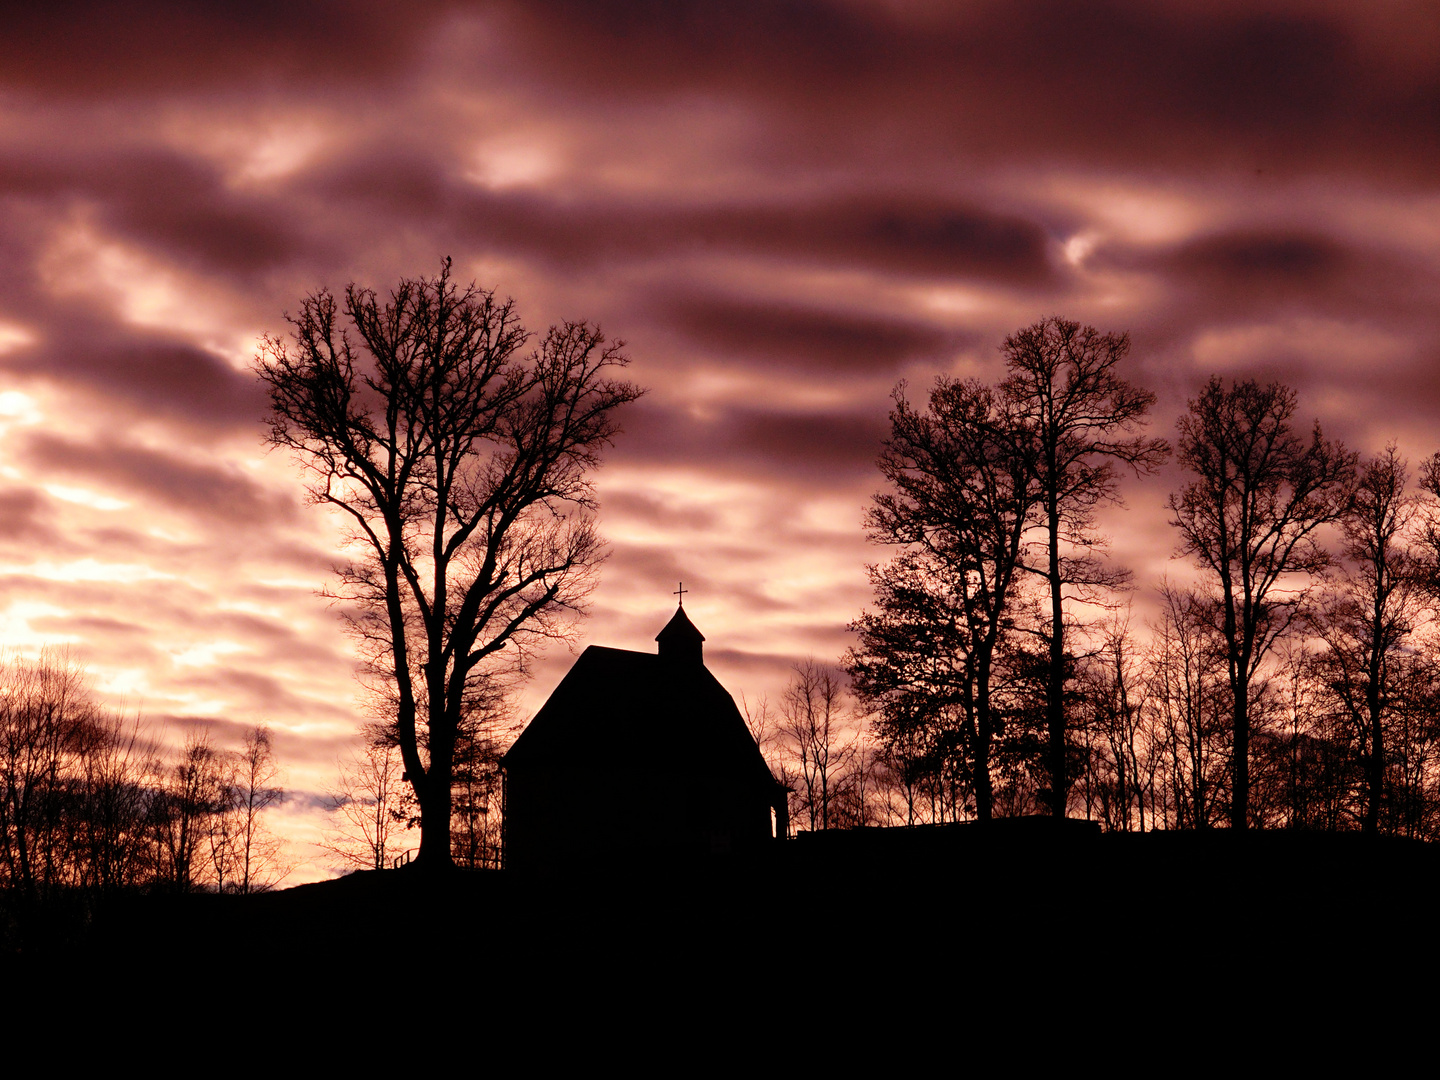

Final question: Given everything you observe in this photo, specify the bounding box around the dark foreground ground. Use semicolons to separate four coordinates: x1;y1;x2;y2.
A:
11;822;1439;1045
93;823;1440;969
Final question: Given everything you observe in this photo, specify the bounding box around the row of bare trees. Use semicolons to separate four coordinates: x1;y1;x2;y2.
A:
748;662;870;833
1076;445;1440;837
836;316;1440;837
0;651;290;899
844;317;1165;824
748;658;988;832
1075;399;1440;836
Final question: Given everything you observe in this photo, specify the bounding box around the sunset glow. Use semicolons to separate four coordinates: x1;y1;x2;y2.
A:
2;1;1437;882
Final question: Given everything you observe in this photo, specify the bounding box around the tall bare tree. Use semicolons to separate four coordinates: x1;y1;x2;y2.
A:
1077;616;1156;832
1147;582;1231;830
1313;446;1424;833
75;712;157;893
742;692;796;836
779;660;854;832
155;731;227;893
999;317;1169;818
257;260;642;868
0;651;98;896
232;726;288;892
849;378;1038;822
1169;376;1355;830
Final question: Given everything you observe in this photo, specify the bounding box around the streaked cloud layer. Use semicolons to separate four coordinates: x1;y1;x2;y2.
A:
2;1;1436;875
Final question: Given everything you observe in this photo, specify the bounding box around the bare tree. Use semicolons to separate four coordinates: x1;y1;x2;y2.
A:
849;378;1038;822
1307;447;1422;833
230;726;289;892
0;654;165;897
191;726;290;893
779;660;854;832
1077;615;1156;831
75;712;158;893
321;742;414;872
257;260;642;868
154;731;227;893
741;691;777;759
0;650;99;896
742;692;794;836
1145;581;1231;829
1169;376;1356;830
1265;639;1352;831
837;724;883;828
872;729;935;826
0;659;290;899
206;750;242;893
1379;651;1440;838
999;317;1169;817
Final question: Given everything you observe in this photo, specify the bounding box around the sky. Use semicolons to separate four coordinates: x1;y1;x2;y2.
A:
2;1;1438;879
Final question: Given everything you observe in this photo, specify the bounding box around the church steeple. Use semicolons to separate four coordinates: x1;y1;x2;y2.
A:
656;605;705;665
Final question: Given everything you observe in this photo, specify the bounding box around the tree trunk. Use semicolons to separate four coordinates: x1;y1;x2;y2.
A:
975;672;994;823
1364;651;1383;835
415;770;453;869
1046;500;1067;818
1226;583;1250;832
1231;693;1249;830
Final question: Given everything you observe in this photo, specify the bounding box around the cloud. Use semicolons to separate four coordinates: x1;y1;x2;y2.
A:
601;490;721;533
612;398;886;481
0;487;58;545
21;431;296;527
659;292;962;373
723;408;888;479
487;0;1440;181
302;149;1056;283
1168;229;1349;289
0;2;457;97
0;147;304;276
3;325;268;431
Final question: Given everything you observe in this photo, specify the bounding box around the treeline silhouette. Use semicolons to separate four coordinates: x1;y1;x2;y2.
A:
0;651;288;951
15;310;1440;982
769;320;1440;843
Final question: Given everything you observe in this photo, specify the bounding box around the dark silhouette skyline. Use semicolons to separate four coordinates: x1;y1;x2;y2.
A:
0;4;1435;878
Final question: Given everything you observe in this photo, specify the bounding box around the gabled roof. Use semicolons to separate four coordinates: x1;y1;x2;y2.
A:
501;643;775;789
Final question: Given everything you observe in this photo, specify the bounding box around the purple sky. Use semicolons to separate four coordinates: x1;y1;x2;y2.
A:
3;1;1438;876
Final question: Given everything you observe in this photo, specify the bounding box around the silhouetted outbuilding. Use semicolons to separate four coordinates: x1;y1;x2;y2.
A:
501;607;788;872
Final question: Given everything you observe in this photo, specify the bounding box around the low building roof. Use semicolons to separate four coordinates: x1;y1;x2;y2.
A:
502;641;775;790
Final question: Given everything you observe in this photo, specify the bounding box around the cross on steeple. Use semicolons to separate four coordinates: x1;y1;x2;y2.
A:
673;581;688;606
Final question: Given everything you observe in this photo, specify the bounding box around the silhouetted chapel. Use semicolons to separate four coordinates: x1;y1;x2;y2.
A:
500;605;789;873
